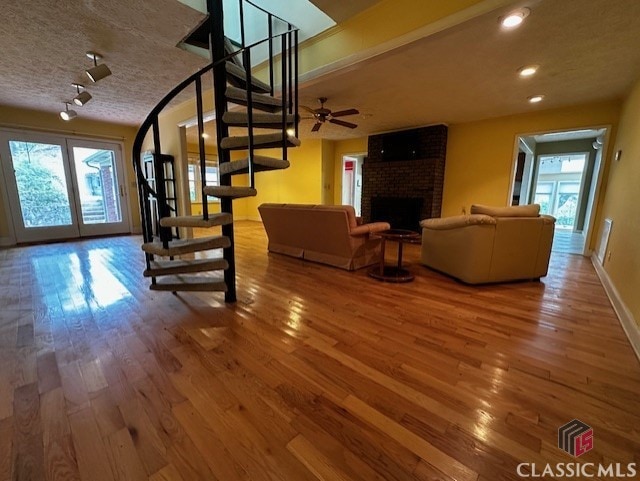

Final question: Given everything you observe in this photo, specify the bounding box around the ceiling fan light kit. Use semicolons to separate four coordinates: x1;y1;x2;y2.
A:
301;97;360;132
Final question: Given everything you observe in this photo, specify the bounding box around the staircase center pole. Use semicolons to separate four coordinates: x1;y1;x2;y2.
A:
208;0;236;303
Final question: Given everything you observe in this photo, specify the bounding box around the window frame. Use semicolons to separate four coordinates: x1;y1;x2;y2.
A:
187;153;219;204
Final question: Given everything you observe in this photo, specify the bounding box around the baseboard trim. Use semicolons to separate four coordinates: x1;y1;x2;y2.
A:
0;236;16;247
591;255;640;363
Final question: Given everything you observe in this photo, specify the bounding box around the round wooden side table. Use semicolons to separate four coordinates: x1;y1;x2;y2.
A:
368;229;421;282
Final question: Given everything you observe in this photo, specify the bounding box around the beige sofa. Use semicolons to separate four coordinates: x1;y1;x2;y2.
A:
420;204;555;284
258;203;390;270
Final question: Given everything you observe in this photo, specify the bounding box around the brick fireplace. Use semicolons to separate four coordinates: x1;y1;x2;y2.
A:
362;124;447;229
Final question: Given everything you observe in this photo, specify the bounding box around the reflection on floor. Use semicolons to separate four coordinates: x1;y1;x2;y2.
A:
1;222;639;481
553;228;585;254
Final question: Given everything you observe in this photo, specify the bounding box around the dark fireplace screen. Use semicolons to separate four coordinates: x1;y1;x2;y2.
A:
370;197;424;231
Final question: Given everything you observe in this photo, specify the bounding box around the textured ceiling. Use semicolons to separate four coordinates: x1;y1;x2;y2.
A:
292;0;640;140
2;0;640;138
0;0;207;125
190;0;640;142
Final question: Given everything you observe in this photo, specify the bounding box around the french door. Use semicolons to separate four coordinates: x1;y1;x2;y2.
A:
0;130;130;243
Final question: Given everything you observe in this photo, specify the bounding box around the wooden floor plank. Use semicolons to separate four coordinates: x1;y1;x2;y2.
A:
149;464;185;481
287;434;358;481
43;434;81;481
0;416;12;481
40;387;70;447
0;224;638;481
68;407;115;481
105;427;149;481
12;382;45;481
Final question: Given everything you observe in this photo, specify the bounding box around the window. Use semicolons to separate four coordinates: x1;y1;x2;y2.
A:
534;180;581;228
187;153;219;203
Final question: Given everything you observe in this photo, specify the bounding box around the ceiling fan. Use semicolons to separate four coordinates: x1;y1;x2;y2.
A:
301;97;359;132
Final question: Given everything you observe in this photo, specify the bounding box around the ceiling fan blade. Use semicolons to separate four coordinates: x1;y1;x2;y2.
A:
329;118;358;129
311;122;322;132
330;108;359;118
301;105;317;114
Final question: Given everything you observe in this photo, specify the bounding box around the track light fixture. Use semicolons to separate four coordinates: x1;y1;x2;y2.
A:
85;51;112;83
60;102;77;121
72;83;92;106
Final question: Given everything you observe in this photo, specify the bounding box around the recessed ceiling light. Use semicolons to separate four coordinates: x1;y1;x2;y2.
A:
528;95;545;103
518;65;539;77
501;8;530;29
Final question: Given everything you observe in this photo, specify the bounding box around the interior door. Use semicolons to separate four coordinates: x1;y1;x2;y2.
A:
0;131;80;243
67;139;130;237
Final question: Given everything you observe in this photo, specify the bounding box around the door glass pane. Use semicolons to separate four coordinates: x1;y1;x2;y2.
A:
533;181;554;215
556;181;580;228
72;147;122;224
9;140;73;227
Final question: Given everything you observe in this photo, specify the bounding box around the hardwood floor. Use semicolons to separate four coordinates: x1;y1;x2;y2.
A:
1;220;639;481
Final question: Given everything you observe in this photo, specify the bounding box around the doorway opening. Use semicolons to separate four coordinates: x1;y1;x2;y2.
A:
0;130;130;243
510;127;607;255
341;154;364;216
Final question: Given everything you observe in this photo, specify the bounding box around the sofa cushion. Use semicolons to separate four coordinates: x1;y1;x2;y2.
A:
470;203;540;217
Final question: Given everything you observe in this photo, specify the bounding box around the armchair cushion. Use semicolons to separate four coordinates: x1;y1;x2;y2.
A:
420;214;496;230
470;203;540;217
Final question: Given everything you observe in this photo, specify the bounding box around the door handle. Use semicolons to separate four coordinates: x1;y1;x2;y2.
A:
119;185;124;197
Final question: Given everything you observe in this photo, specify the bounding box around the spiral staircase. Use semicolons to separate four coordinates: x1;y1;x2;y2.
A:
132;0;299;302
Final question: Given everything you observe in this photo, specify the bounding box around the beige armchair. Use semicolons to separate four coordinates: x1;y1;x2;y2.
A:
258;203;390;270
420;204;555;284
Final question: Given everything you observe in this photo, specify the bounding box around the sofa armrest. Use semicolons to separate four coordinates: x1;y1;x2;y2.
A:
540;214;556;225
420;214;496;230
350;222;391;236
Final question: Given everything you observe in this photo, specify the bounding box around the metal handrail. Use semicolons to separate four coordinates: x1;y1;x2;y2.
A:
132;11;299;244
132;26;298;194
243;0;291;27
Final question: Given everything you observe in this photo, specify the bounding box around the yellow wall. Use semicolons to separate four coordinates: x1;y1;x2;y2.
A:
321;139;335;204
599;78;640;325
242;139;324;220
444;100;622;249
0;105;140;240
